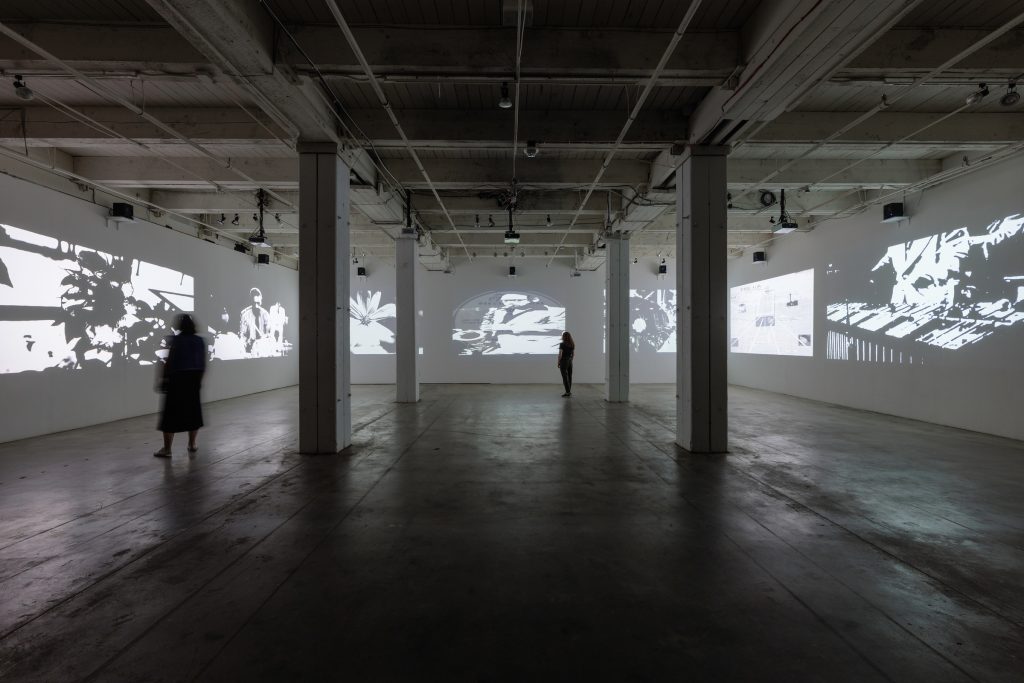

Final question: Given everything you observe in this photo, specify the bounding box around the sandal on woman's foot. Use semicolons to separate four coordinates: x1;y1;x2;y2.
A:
187;446;198;454
153;449;171;458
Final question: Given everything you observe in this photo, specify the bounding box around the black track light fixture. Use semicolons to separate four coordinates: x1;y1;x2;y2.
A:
231;213;240;226
1001;81;1020;107
217;213;226;225
966;82;989;106
13;74;33;101
498;82;512;109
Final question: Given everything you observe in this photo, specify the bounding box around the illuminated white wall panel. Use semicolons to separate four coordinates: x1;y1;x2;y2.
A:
0;173;298;443
728;154;1024;441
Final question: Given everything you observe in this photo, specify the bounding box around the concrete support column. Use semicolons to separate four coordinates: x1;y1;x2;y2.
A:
298;142;351;453
606;233;630;402
676;146;728;453
395;233;419;403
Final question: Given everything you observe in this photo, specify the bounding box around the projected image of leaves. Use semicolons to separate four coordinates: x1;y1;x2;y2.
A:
0;225;194;373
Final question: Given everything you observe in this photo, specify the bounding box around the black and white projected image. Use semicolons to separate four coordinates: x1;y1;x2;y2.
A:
826;212;1024;361
452;291;565;355
730;268;814;356
631;288;676;353
0;224;194;373
350;290;396;354
208;286;292;360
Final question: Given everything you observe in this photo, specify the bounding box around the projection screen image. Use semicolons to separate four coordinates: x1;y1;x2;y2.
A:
351;290;396;354
0;224;194;373
207;286;292;360
730;268;814;356
631;288;676;353
826;212;1024;363
453;291;565;355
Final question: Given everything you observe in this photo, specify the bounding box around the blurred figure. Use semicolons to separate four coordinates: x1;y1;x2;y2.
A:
154;314;206;457
557;331;575;397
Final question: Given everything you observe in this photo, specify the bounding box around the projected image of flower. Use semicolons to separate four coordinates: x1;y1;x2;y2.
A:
350;290;396;354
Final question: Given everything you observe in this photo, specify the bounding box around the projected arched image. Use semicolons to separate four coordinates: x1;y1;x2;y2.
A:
351;290;396;354
0;224;193;373
826;212;1024;361
208;286;292;360
453;291;565;355
730;269;814;356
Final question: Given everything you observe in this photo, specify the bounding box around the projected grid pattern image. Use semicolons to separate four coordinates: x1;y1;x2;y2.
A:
0;224;194;373
730;269;814;356
827;212;1024;360
453;291;565;355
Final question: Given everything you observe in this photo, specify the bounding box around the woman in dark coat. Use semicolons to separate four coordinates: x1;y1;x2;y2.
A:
154;314;207;457
557;331;575;397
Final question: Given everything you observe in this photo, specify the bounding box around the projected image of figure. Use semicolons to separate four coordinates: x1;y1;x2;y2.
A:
0;224;194;373
350;290;396;354
630;289;676;353
209;286;292;360
239;287;270;352
826;212;1024;358
730;269;814;356
453;291;565;355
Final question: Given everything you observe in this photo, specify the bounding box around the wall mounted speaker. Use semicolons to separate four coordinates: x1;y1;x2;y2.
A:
752;250;767;264
256;253;270;265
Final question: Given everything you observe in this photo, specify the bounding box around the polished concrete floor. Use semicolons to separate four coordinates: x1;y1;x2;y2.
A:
0;384;1022;681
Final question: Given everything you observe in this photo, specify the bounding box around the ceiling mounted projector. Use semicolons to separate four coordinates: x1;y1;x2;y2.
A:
882;202;905;223
503;229;520;244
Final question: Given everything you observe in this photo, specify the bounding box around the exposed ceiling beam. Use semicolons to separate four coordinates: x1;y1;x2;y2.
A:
284;26;737;85
142;0;334;142
751;112;1024;145
0;23;736;86
70;155;940;191
688;0;922;144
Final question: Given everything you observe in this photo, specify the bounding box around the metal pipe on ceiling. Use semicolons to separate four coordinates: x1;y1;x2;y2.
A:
545;0;705;266
511;0;527;181
323;0;471;259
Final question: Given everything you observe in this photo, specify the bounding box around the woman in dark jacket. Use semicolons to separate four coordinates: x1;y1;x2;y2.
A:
154;314;207;457
557;331;575;397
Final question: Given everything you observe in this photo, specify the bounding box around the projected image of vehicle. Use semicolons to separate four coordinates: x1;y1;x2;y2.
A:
730;268;814;356
452;291;565;355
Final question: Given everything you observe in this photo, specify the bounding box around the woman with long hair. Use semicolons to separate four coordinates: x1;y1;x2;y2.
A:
154;314;207;457
557;331;575;397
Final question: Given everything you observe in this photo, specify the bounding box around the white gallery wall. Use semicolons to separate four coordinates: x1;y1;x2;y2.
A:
728;155;1024;441
347;253;678;385
0;173;299;443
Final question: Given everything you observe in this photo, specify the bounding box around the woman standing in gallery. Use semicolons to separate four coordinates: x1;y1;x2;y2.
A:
557;331;575;397
154;314;207;457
